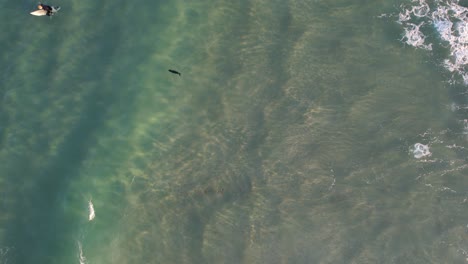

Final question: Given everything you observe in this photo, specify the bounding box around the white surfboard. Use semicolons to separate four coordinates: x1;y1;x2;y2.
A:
30;9;47;16
30;6;60;16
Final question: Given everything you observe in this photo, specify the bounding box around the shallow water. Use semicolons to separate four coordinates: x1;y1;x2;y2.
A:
0;0;467;263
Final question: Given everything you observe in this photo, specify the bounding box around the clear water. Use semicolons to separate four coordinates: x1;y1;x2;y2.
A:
0;0;467;263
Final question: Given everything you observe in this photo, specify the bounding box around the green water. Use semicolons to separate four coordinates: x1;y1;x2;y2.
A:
1;0;467;263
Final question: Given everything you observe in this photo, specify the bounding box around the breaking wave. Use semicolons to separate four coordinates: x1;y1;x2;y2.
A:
398;0;468;84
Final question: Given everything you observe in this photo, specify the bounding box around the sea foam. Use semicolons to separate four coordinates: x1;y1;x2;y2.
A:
411;143;432;158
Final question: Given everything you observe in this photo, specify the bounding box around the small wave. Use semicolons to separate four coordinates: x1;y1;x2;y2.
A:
0;246;13;263
462;119;468;140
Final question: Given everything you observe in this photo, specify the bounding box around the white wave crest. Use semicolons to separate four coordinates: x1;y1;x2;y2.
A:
78;241;87;264
88;200;95;221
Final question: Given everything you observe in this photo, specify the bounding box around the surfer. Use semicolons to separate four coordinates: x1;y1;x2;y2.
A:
36;3;60;16
168;69;181;76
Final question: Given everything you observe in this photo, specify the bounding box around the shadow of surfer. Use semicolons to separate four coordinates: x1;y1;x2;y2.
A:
168;69;181;76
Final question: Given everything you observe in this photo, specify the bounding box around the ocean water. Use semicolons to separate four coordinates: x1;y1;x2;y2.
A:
0;0;467;263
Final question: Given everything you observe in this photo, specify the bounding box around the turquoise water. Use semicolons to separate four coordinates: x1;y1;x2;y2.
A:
1;0;467;263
